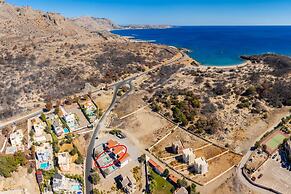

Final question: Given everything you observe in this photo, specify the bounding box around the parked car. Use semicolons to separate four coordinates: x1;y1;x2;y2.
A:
251;177;256;181
116;131;126;139
258;174;263;179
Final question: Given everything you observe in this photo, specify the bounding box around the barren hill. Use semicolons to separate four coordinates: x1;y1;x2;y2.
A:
0;2;178;119
71;16;120;31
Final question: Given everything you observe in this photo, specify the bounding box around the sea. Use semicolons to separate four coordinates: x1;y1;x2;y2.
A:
112;26;291;66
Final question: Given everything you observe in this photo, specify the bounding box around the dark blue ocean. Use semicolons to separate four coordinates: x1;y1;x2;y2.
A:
112;26;291;66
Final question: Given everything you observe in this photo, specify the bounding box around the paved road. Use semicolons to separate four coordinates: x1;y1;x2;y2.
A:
0;109;42;130
84;80;128;194
84;53;187;194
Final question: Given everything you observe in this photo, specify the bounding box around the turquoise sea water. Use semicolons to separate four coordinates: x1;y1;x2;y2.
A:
112;26;291;66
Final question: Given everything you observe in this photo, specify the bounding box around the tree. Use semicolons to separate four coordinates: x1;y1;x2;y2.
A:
40;113;46;122
75;155;84;164
69;147;77;156
89;173;100;185
162;169;169;177
262;144;267;152
27;166;33;174
188;183;199;194
254;141;260;149
45;101;53;111
138;154;146;163
177;178;188;188
191;98;201;108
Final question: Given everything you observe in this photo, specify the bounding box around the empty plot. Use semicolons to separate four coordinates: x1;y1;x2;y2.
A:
195;145;226;160
151;128;208;158
192;152;242;185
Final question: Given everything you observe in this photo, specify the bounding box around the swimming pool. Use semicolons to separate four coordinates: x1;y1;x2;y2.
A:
72;185;81;191
63;128;70;133
40;162;49;169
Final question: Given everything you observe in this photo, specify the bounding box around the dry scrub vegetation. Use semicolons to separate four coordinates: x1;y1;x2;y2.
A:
0;2;177;119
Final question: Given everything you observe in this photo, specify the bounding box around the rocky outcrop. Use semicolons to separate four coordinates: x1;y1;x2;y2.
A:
241;54;291;76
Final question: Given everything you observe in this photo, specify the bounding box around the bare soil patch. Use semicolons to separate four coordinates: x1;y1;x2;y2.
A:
0;167;39;194
114;107;174;149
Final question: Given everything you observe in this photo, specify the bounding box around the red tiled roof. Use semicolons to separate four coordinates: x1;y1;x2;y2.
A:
112;146;125;155
148;159;158;167
156;165;164;174
119;152;130;163
168;174;178;184
107;139;118;148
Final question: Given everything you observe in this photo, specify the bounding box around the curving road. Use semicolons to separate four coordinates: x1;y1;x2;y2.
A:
84;80;130;194
236;119;287;194
84;53;187;194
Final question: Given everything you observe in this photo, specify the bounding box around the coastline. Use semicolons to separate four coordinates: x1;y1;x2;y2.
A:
111;26;291;68
201;61;250;69
112;30;250;68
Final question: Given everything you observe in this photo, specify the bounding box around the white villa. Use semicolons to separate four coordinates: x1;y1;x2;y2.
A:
192;157;208;175
52;118;64;136
182;148;195;165
32;117;47;143
52;173;82;193
6;129;24;154
59;106;79;131
9;129;24;148
35;143;54;171
58;152;70;172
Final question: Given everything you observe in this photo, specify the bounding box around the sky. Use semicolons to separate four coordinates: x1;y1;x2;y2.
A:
5;0;291;25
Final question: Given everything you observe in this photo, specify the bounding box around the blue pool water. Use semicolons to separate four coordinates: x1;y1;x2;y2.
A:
112;26;291;66
40;162;49;169
72;185;81;191
63;128;70;133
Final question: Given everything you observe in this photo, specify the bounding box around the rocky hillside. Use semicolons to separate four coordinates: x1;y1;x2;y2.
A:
71;16;120;31
0;2;178;119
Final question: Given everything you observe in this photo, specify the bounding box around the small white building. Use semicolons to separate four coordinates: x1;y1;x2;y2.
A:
172;140;183;154
182;148;195;165
174;187;188;194
9;129;24;148
58;152;70;172
192;157;208;175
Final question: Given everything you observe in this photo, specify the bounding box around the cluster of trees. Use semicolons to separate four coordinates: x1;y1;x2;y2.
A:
149;89;224;135
89;172;100;185
150;89;201;127
0;151;27;177
238;80;291;109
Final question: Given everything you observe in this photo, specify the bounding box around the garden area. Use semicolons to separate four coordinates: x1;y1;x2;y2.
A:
149;168;174;194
